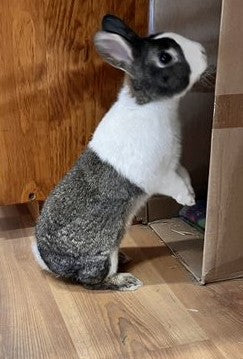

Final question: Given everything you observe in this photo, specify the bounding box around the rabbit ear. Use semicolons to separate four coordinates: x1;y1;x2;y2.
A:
94;31;133;74
102;14;139;43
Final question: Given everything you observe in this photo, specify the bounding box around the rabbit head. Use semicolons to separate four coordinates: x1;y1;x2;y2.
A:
94;15;207;104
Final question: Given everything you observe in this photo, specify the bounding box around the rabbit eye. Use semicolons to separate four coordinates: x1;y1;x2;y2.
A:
159;51;173;65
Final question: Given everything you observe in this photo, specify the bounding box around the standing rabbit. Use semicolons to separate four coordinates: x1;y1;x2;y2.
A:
33;15;207;291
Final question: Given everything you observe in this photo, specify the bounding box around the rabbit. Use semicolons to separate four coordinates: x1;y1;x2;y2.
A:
33;14;207;291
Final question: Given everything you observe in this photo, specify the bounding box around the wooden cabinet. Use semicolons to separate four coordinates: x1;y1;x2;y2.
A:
0;0;148;205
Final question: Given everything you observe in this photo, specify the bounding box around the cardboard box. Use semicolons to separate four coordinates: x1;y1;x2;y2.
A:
147;0;243;283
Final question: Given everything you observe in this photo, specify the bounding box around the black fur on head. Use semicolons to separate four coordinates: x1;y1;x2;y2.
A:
95;15;206;104
102;14;140;44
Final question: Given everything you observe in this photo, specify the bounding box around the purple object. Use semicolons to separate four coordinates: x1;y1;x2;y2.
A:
179;200;206;230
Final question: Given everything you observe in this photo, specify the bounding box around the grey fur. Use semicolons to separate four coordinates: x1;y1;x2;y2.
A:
35;149;145;290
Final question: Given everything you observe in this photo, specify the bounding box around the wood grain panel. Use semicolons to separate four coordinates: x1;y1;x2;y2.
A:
158;341;225;359
0;0;148;205
0;0;49;204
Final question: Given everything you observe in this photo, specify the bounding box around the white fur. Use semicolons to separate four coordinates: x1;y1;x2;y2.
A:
108;248;118;277
90;86;193;205
32;242;51;272
107;194;147;278
90;87;179;194
90;34;207;206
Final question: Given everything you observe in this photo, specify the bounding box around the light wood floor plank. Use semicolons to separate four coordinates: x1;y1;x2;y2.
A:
0;205;243;359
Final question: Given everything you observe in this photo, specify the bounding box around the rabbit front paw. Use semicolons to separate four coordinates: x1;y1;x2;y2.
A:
176;192;195;207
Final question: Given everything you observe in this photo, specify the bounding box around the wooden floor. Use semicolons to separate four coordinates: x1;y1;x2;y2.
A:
0;205;243;359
